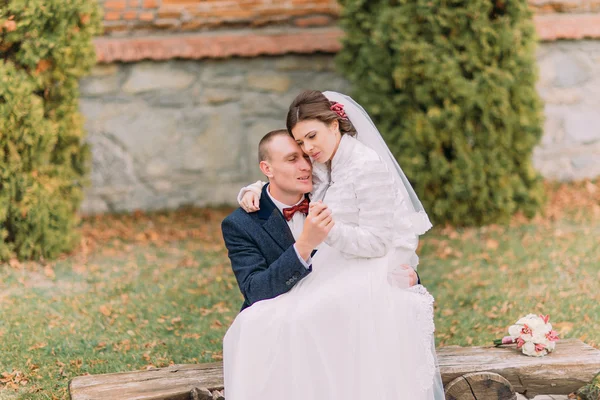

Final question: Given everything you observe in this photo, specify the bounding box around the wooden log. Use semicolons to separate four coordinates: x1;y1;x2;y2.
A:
69;363;223;400
69;339;600;400
437;339;600;399
445;372;516;400
211;389;225;400
190;387;213;400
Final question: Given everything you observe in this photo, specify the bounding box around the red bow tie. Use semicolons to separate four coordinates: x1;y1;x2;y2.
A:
282;198;309;221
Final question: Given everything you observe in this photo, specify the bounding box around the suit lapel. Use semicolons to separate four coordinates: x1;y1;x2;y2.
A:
257;183;295;251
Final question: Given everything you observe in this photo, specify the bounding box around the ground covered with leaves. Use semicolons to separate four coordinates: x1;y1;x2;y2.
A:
1;181;599;399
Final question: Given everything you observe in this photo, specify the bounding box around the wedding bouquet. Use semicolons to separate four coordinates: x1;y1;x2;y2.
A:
494;314;559;357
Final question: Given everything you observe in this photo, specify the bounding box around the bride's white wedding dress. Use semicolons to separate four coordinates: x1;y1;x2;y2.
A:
223;134;444;399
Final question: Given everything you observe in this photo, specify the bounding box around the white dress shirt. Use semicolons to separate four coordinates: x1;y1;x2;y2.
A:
266;188;312;269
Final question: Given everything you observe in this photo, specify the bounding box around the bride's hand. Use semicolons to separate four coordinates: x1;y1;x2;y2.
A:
240;191;260;212
388;265;418;288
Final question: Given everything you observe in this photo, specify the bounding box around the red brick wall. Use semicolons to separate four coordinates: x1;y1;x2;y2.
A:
96;0;600;60
529;0;600;13
101;0;340;35
100;0;600;37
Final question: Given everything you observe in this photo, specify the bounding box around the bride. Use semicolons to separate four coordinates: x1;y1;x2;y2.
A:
223;90;444;399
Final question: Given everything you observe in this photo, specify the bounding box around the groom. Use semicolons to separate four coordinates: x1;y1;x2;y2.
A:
221;129;418;311
221;129;334;310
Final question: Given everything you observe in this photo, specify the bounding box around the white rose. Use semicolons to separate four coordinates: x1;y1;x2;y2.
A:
547;341;556;352
522;341;537;356
521;333;533;341
516;314;537;325
532;331;547;343
508;325;522;337
527;317;546;331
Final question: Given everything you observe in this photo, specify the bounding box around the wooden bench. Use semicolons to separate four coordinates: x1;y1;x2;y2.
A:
69;339;600;400
439;339;600;399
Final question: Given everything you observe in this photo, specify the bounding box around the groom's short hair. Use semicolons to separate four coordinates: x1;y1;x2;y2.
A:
258;129;290;163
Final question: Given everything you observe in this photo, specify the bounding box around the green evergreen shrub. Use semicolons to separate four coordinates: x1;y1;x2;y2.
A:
337;0;545;226
0;0;102;260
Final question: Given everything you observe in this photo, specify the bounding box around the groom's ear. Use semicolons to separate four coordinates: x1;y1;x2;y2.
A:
259;160;274;178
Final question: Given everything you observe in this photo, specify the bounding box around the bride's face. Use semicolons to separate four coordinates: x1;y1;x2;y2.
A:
291;119;340;163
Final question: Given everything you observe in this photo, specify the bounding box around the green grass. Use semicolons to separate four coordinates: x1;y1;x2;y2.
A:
0;209;241;399
1;182;599;399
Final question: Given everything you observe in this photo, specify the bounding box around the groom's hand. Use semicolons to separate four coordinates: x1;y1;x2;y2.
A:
295;201;334;261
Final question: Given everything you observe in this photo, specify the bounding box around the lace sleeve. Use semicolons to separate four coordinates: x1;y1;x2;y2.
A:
324;157;395;258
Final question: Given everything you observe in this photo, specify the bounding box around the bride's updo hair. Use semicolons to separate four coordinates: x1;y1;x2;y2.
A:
286;90;357;137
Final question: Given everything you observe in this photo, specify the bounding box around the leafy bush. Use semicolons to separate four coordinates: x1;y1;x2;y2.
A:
337;0;545;226
0;0;102;260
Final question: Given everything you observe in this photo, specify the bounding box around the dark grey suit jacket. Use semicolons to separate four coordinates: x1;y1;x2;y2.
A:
221;184;312;311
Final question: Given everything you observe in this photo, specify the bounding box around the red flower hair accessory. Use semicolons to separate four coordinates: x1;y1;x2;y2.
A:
330;102;348;120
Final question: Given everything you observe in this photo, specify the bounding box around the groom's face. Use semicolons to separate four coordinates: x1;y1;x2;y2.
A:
261;135;313;195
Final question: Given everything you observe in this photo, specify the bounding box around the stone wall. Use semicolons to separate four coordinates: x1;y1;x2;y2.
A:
534;40;600;181
82;0;600;214
79;40;600;214
79;55;350;213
